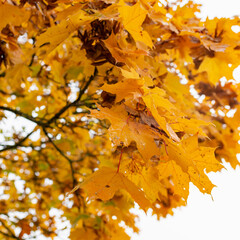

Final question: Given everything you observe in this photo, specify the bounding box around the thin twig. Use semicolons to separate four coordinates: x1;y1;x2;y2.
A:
0;219;19;239
47;67;97;125
42;128;76;187
0;106;46;127
42;127;83;209
0;130;34;153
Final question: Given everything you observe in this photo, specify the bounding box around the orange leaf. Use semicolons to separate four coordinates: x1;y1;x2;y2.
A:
81;167;151;211
92;104;161;161
118;0;153;47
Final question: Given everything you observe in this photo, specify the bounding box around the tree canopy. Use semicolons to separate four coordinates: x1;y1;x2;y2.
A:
0;0;240;239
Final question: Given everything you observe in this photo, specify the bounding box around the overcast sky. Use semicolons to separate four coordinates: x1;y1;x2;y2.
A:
132;1;240;240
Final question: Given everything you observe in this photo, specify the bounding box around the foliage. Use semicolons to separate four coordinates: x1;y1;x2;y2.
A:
0;0;240;239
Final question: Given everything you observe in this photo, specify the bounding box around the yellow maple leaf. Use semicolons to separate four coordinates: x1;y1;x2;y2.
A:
81;167;151;211
70;228;97;240
102;78;143;102
142;86;180;142
37;10;92;53
118;0;153;47
188;167;215;195
121;68;140;79
92;104;161;161
163;135;222;194
0;3;30;31
166;135;222;174
198;54;234;85
128;166;168;202
157;160;190;201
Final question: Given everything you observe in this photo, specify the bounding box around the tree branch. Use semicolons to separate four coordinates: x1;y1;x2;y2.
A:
0;106;46;127
47;67;97;125
42;127;83;209
0;219;19;239
42;128;77;187
0;130;34;153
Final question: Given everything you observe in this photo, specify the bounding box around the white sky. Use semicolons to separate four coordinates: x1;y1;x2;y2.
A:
133;1;240;240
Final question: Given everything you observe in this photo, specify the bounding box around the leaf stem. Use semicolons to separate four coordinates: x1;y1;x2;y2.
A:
117;147;123;173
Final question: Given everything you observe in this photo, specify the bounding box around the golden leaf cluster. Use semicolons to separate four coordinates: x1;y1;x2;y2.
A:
0;0;240;239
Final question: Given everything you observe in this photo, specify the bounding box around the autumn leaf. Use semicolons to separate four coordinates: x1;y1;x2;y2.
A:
92;104;161;161
128;165;168;202
199;54;234;85
0;3;30;31
157;160;190;201
81;167;151;211
165;135;222;173
118;0;153;47
188;167;215;194
37;9;92;53
101;77;143;102
142;86;181;142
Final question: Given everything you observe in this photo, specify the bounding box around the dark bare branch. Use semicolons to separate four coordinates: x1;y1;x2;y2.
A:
0;219;19;240
42;127;77;187
0;130;34;153
0;106;46;127
47;67;98;125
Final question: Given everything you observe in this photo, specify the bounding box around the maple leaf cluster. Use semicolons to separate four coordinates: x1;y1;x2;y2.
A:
0;0;240;239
